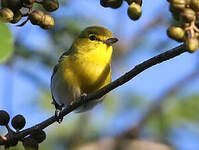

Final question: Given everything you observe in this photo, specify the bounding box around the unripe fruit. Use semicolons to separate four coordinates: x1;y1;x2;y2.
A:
186;37;199;52
167;26;185;42
1;0;9;8
195;32;199;38
182;22;190;28
190;0;199;11
10;10;22;24
110;0;123;8
196;12;199;28
21;0;35;5
29;10;44;25
100;0;123;8
11;114;26;131
0;110;10;126
0;8;14;22
125;0;142;6
100;0;109;7
180;8;196;23
40;14;54;29
172;0;186;9
186;0;191;4
43;0;59;12
23;137;38;150
30;130;46;143
7;0;22;10
169;4;181;20
128;3;142;20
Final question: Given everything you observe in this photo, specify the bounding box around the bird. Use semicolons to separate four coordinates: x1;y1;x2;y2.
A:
50;26;118;118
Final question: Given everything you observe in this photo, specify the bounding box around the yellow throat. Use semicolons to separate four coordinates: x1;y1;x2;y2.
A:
59;37;113;94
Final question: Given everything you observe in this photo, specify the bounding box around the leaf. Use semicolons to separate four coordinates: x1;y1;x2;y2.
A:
0;22;14;65
175;95;199;121
158;95;199;125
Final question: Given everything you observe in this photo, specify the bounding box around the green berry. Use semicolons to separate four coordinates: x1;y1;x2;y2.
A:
40;14;54;29
169;4;181;20
125;0;142;6
42;0;59;12
100;0;123;9
190;0;199;11
127;2;142;20
172;0;186;9
29;10;44;25
100;0;109;7
186;37;199;53
110;0;123;8
167;26;185;42
0;8;14;22
180;8;196;23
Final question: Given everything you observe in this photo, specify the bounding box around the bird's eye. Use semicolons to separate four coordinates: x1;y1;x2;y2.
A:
89;35;97;41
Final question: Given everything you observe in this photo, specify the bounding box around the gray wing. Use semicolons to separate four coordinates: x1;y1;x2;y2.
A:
50;49;73;106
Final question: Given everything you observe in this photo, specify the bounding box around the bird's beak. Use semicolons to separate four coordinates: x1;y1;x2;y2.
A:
104;38;118;45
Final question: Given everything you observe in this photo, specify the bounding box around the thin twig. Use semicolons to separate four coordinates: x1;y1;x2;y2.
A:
0;44;187;145
17;17;29;27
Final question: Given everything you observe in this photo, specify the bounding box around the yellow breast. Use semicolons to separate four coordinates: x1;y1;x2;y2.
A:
59;42;113;94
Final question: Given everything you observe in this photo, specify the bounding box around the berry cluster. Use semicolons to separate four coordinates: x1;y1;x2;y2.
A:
0;0;59;29
0;110;46;149
167;0;199;53
100;0;142;21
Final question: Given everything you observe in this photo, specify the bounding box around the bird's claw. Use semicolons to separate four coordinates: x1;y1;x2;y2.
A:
55;109;63;123
54;103;64;123
80;93;87;104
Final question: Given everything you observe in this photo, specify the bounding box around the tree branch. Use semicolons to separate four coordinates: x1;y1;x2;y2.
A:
0;44;187;145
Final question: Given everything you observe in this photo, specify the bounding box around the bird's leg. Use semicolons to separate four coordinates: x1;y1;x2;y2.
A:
51;99;64;123
55;105;64;123
80;93;88;105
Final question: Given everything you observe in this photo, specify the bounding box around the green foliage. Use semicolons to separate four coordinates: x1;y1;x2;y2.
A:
0;22;13;65
147;94;199;139
167;94;199;122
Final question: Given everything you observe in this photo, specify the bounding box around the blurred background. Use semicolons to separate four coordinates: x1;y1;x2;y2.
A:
1;0;199;150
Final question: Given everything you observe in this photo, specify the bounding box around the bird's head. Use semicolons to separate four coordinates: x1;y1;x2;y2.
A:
70;26;118;55
78;26;118;46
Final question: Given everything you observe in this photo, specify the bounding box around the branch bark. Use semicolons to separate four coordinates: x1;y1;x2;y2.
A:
0;44;187;145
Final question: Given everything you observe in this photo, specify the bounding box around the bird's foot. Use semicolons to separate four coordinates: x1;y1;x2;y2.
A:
55;109;63;123
54;104;64;123
80;93;87;104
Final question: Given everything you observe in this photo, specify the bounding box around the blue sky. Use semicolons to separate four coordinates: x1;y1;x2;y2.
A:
1;1;199;149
